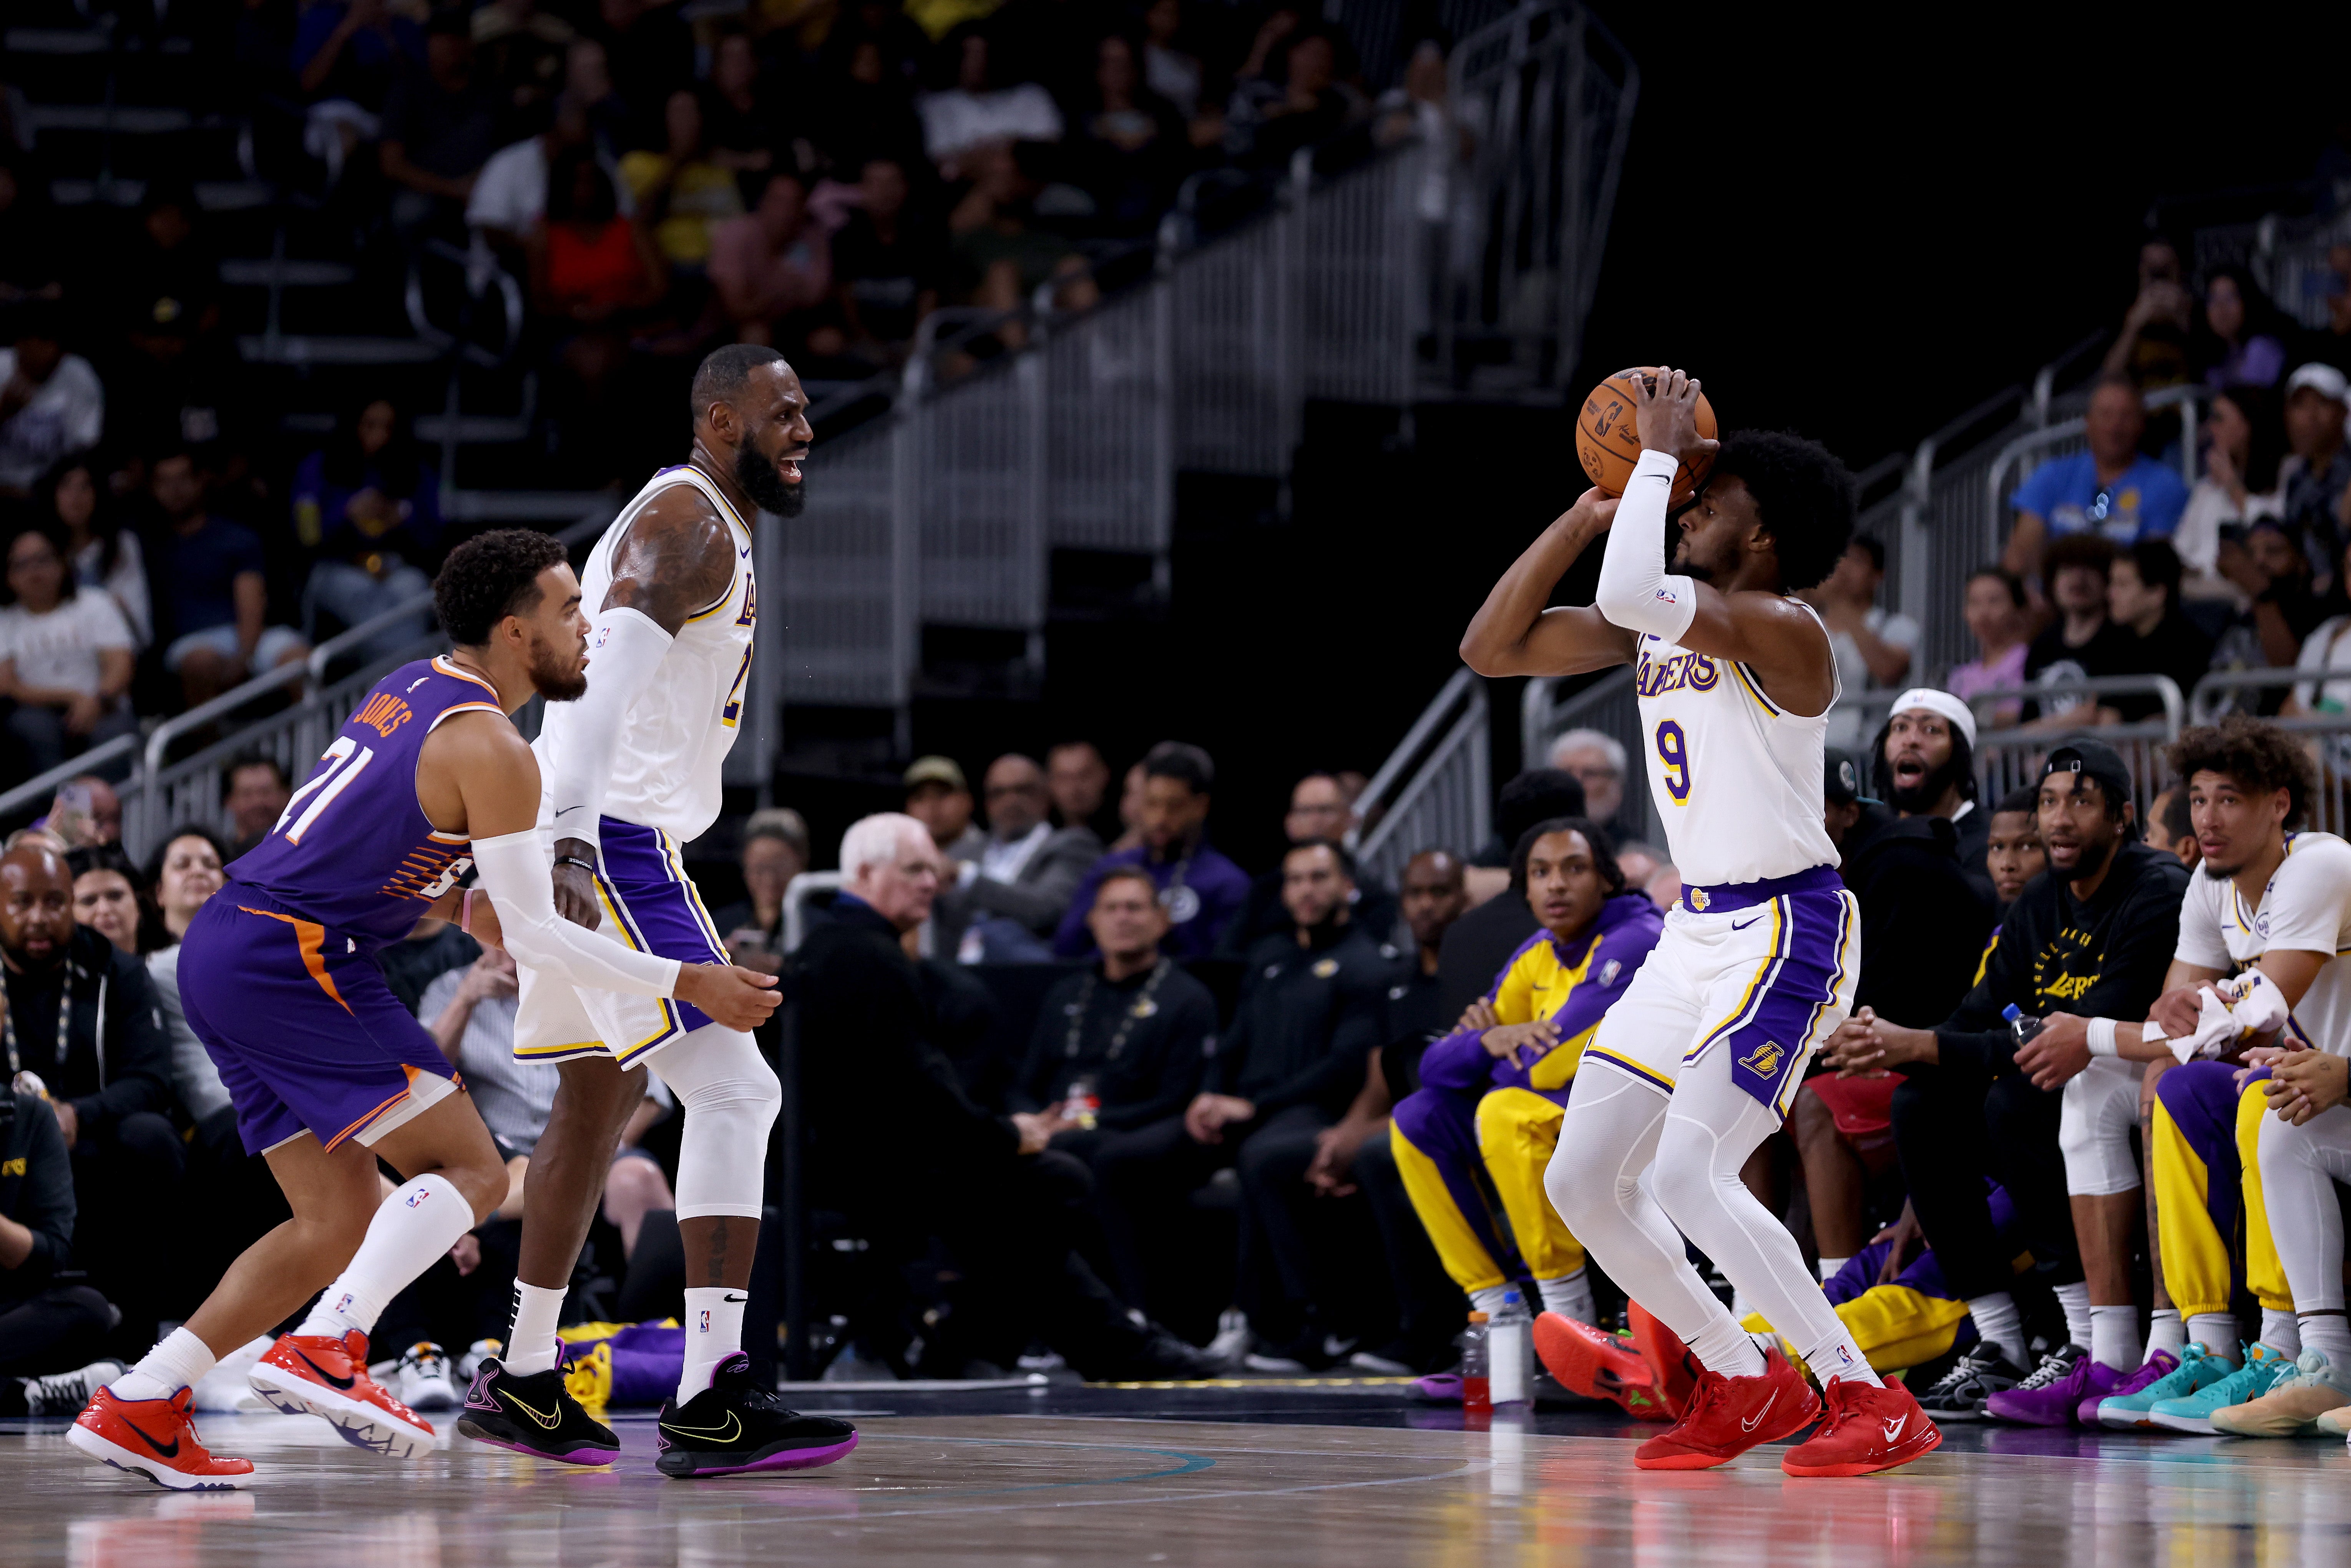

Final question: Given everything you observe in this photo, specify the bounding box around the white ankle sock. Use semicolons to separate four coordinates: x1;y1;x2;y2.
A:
1469;1285;1513;1317
2145;1309;2185;1362
298;1174;473;1342
679;1287;746;1402
2298;1312;2351;1367
503;1281;568;1376
112;1327;216;1402
1534;1269;1593;1324
1685;1310;1767;1379
1965;1293;2025;1366
2260;1309;2301;1357
2088;1306;2140;1372
1816;1256;1850;1285
2187;1315;2240;1362
1797;1325;1884;1388
2052;1282;2092;1349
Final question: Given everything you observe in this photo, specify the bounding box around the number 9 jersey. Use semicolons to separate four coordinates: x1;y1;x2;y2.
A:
1631;606;1840;890
228;654;505;953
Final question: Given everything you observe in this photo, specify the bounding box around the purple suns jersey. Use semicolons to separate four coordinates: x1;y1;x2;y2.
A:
227;655;505;954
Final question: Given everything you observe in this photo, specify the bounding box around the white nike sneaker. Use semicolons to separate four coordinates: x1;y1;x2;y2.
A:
1204;1309;1252;1370
394;1343;461;1412
22;1359;126;1416
455;1338;502;1385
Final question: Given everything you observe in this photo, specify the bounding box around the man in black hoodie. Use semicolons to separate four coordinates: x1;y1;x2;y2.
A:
797;813;1212;1382
0;842;174;1346
1825;739;2187;1419
0;1085;119;1410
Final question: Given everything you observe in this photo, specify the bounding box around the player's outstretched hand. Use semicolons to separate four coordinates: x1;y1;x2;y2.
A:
672;962;783;1031
1630;366;1719;471
1557;486;1622;535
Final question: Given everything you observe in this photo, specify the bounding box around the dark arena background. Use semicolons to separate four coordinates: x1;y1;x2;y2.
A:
6;0;2351;1562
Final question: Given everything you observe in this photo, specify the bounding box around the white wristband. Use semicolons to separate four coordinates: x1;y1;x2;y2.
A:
2088;1017;2119;1057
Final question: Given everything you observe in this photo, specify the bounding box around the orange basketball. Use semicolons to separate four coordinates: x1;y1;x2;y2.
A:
1576;366;1717;502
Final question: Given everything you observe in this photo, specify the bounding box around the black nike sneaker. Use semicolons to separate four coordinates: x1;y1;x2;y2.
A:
654;1352;858;1478
455;1358;621;1465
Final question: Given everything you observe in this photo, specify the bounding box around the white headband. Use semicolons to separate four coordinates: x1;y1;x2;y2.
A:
1889;687;1977;749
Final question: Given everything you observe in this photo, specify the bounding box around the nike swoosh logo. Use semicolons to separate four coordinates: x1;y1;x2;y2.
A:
1882;1415;1906;1441
722;1293;748;1304
662;1410;744;1444
1732;916;1762;931
122;1420;181;1460
500;1389;563;1430
1740;1389;1777;1433
739;546;751;557
296;1351;356;1391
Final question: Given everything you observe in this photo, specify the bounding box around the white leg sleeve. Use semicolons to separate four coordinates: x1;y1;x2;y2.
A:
2257;1102;2351;1316
2058;1057;2146;1198
651;1022;780;1221
1647;1051;1881;1387
1544;1073;1734;1344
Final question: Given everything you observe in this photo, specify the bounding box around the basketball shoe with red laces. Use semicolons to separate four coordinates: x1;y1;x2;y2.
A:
1627;1303;1701;1419
69;1385;255;1490
1780;1375;1941;1477
1532;1312;1671;1421
1633;1346;1820;1470
249;1330;436;1458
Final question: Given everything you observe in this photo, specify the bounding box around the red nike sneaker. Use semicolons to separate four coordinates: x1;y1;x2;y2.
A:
249;1331;436;1458
1532;1312;1671;1421
1627;1302;1700;1419
1780;1375;1941;1477
1634;1346;1821;1470
69;1386;255;1490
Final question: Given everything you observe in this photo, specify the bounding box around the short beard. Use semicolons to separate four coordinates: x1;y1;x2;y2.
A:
735;440;806;518
2057;834;2115;882
2200;856;2246;880
1889;750;1968;816
528;632;589;702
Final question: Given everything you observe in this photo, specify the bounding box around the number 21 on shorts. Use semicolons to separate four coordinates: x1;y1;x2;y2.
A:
1655;719;1691;803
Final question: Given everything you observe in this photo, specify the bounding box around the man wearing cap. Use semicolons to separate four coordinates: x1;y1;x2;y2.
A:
2278;363;2351;594
1870;687;1991;873
904;756;987;864
1825;737;2188;1421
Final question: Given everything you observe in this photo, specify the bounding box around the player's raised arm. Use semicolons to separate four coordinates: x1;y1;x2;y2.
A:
1591;368;1838;715
1459;489;1640;677
428;713;780;1031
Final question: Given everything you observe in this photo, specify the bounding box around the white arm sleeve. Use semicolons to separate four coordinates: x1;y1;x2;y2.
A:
1593;449;1699;642
472;829;682;998
546;606;674;853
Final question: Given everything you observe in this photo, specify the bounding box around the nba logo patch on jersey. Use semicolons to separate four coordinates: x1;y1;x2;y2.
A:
1738;1039;1784;1080
1598;959;1622;987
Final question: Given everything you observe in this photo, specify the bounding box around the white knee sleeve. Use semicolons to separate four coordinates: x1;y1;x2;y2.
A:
651;1023;781;1221
2058;1057;2145;1197
2257;1105;2351;1315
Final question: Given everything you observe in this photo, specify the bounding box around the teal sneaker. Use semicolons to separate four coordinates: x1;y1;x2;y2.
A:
2099;1342;2231;1430
2148;1343;2295;1434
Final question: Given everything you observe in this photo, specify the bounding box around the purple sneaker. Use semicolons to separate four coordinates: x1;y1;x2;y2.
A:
1984;1344;2124;1427
2079;1349;2177;1427
1410;1372;1463;1404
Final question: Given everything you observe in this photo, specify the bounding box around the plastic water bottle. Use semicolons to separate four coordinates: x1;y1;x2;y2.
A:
1065;1076;1101;1130
1460;1311;1492;1414
1489;1290;1532;1406
2004;1003;2041;1053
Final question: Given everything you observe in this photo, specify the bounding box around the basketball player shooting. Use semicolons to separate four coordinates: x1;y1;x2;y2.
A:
68;531;783;1489
1460;368;1939;1477
465;345;857;1481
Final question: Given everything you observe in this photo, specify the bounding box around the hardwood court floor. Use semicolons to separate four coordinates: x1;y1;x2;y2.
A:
9;1390;2351;1567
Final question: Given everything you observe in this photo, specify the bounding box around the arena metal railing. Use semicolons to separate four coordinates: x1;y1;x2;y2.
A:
1348;667;1491;888
1518;667;1659;849
0;497;620;857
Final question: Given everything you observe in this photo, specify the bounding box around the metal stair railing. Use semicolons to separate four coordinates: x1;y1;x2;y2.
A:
1348;667;1491;888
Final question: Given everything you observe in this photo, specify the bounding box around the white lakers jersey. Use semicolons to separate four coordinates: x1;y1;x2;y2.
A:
2175;831;2351;1057
535;464;756;843
1631;601;1840;888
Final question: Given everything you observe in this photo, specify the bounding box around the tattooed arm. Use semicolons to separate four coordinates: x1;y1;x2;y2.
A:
549;485;741;927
